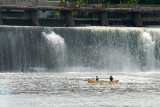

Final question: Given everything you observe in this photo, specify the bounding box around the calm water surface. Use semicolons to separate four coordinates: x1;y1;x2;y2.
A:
0;71;160;107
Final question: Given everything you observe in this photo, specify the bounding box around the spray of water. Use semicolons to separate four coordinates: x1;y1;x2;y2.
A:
141;31;155;70
52;27;160;71
42;31;67;69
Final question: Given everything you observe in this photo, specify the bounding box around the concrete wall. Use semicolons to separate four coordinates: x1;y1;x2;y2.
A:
0;0;37;6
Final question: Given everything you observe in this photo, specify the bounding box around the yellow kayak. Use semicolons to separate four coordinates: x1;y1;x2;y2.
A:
88;79;119;83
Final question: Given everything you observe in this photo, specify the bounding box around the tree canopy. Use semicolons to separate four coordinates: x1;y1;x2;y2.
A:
102;0;160;4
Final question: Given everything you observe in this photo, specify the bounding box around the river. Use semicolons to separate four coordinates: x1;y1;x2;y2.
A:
0;26;160;106
0;71;160;107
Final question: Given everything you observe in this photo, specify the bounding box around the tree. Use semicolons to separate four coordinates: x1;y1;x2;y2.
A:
103;0;120;4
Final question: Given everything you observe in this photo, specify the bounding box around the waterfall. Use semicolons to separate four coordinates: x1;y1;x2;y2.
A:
141;32;155;70
0;26;160;71
0;26;66;71
42;31;67;68
53;27;160;71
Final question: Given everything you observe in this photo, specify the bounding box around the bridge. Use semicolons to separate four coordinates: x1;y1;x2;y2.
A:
0;5;160;27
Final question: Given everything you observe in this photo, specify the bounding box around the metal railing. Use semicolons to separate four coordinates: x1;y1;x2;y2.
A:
0;0;60;7
0;0;38;6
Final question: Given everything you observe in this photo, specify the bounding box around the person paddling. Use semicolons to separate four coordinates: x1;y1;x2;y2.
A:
109;75;113;81
96;76;99;81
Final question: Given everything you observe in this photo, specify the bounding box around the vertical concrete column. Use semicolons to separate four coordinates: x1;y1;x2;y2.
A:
134;12;142;27
30;10;39;26
127;12;134;26
100;11;108;26
0;9;2;25
66;11;74;27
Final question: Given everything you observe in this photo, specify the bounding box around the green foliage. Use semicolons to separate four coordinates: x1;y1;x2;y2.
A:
48;0;59;1
138;0;160;4
59;0;88;7
120;0;139;4
73;12;93;18
59;0;160;6
103;0;120;4
103;0;109;4
103;0;160;4
49;11;60;18
77;0;88;7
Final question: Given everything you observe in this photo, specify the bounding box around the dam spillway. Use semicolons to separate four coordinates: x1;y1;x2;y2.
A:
0;26;160;71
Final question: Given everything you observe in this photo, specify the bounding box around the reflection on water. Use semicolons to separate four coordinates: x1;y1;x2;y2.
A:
0;71;160;107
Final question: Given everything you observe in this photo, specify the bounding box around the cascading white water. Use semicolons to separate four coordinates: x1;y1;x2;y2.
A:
0;26;67;71
42;31;67;68
0;26;160;71
141;31;155;70
52;27;160;71
90;28;139;71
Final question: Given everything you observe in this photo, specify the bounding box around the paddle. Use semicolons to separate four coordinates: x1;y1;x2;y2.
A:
84;78;109;81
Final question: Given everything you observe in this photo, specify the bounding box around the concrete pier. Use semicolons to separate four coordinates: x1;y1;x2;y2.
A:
100;11;108;26
134;12;142;27
30;10;39;26
65;11;74;27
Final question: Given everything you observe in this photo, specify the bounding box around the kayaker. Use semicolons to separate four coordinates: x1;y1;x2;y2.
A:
96;76;99;81
109;75;113;81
